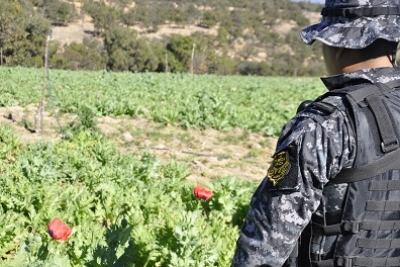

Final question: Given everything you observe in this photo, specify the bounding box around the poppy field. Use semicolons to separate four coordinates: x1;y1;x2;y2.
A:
0;67;325;266
1;67;324;136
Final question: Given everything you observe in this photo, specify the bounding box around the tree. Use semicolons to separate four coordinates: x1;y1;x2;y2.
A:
0;0;51;67
217;27;229;45
84;2;119;34
166;35;194;72
44;0;76;26
131;38;159;72
200;11;218;28
104;26;159;72
213;54;238;75
23;14;51;67
121;8;136;27
0;0;24;65
51;38;107;70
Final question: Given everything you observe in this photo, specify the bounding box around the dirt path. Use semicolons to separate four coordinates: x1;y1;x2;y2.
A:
0;106;276;182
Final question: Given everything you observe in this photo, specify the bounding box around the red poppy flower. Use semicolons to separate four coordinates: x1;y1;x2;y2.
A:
47;218;72;241
193;185;213;200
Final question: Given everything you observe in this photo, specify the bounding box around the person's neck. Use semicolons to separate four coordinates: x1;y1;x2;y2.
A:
341;56;394;74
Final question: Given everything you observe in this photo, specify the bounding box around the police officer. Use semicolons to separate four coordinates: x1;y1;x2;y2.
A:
231;0;400;266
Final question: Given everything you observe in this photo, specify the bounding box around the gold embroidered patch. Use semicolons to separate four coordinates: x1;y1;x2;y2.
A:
267;151;291;185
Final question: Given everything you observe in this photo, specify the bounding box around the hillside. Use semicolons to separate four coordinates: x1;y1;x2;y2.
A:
0;0;325;76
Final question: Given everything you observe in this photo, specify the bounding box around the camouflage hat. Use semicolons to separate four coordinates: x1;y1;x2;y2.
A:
300;0;400;49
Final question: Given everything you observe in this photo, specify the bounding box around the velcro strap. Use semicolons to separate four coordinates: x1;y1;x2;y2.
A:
321;6;400;18
366;201;400;211
357;238;400;249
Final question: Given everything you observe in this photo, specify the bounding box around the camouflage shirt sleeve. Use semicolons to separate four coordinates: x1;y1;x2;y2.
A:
231;97;356;267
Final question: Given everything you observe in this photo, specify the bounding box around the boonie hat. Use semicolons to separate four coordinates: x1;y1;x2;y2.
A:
301;0;400;49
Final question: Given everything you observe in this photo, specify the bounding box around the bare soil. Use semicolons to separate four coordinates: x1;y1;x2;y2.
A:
0;106;276;182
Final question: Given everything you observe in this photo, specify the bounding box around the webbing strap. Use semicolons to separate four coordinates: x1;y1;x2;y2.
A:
314;102;337;114
311;260;334;267
366;85;399;152
321;224;342;235
352;257;400;266
312;210;342;225
300;223;313;266
346;85;385;104
322;6;400;18
313;221;360;236
314;256;400;267
315;79;400;111
362;220;400;231
338;256;400;266
357;238;400;249
369;180;400;191
329;148;400;184
345;82;399;153
366;201;400;211
314;220;400;236
345;79;400;103
381;79;400;90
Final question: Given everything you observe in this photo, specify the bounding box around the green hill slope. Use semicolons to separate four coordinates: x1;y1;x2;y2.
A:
0;0;324;76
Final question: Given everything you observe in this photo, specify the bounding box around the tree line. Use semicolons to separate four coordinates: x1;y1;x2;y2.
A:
0;0;326;76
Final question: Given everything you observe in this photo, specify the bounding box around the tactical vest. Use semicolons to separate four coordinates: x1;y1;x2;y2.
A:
290;80;400;267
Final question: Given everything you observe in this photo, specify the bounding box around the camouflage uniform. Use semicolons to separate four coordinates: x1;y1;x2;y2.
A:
232;0;400;266
231;67;400;267
301;0;400;49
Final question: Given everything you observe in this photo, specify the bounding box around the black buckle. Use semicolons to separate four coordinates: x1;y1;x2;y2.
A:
342;222;360;234
381;140;399;153
336;257;354;267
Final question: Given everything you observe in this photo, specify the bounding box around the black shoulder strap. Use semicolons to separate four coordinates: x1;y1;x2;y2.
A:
330;149;400;184
330;79;400;184
353;82;399;152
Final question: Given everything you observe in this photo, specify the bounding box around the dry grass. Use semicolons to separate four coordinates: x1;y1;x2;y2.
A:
0;106;276;182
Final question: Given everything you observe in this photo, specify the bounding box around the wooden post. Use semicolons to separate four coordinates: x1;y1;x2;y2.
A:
35;33;51;134
165;51;169;73
191;43;195;77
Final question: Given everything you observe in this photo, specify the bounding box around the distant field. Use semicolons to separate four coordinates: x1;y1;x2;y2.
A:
0;67;326;137
0;67;327;266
